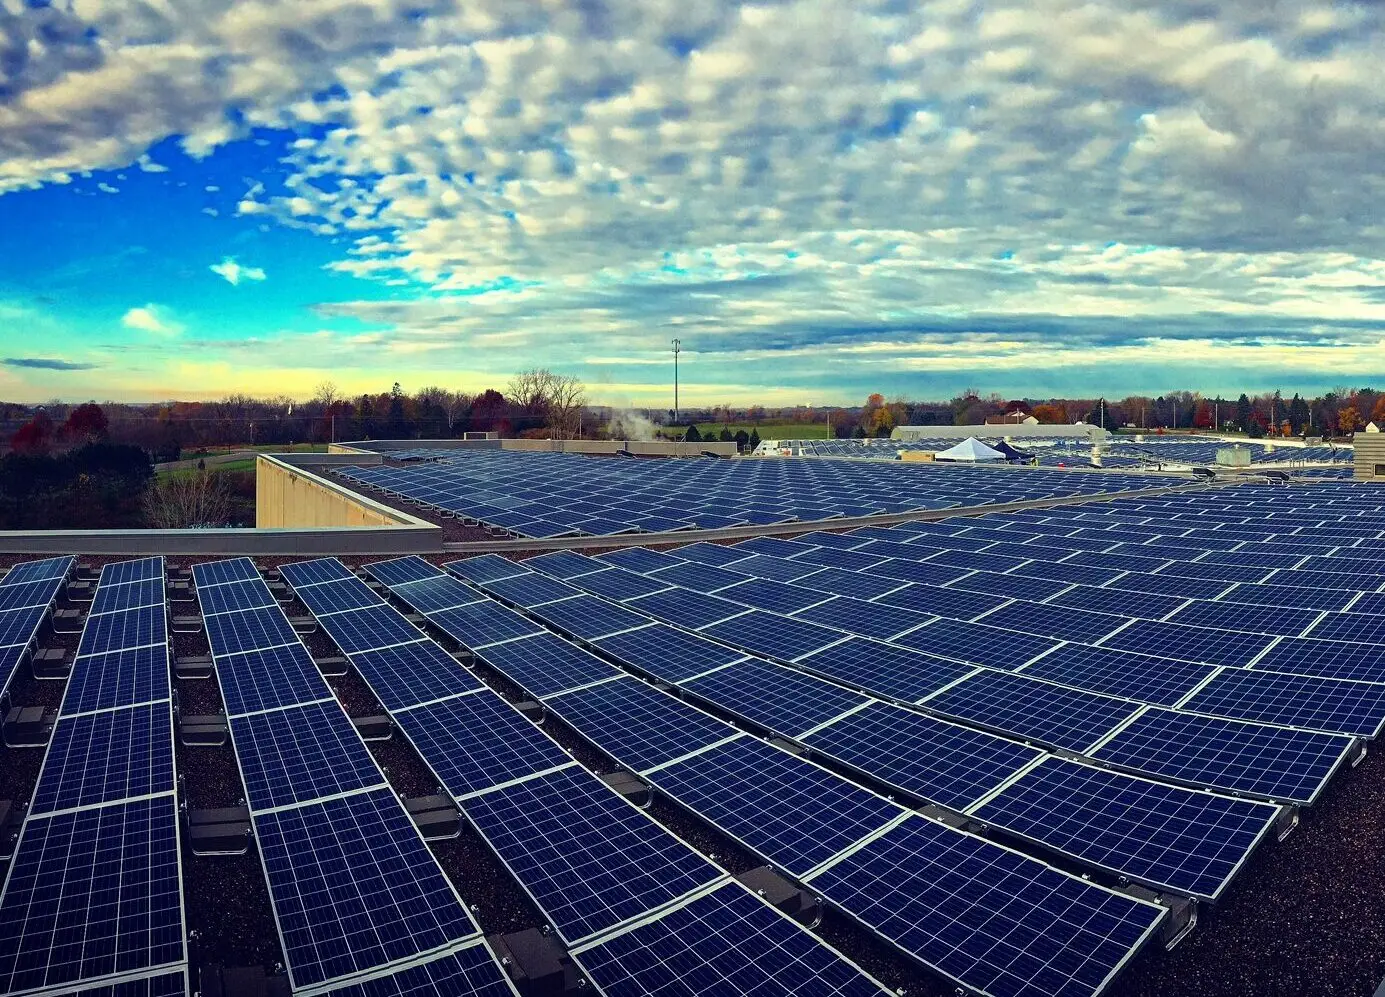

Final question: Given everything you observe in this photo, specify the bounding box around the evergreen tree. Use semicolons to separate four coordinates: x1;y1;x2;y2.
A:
748;428;761;450
1235;393;1253;431
685;424;702;443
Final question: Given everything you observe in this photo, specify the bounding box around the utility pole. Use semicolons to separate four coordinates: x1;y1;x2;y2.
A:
672;339;682;424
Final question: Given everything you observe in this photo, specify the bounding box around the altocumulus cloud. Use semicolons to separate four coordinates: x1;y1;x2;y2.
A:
3;0;1385;397
3;358;100;371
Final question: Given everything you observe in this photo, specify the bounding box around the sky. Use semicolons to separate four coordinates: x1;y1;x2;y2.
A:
2;0;1384;408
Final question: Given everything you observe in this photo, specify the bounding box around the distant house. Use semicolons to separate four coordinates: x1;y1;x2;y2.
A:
985;412;1039;426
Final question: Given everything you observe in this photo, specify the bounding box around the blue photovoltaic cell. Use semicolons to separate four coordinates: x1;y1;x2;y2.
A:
526;594;651;640
787;547;888;572
593;624;745;682
721;554;823;583
98;558;164;587
702;610;844;662
893;619;1061;670
77;604;167;657
1219;582;1357;612
0;605;49;648
1090;708;1350;804
1101;619;1276;668
789;566;909;601
319;942;514;997
947;570;1072;602
216;643;328;718
874;584;1007;621
544;677;738;772
573;880;887;997
734;536;815;559
396;692;573;798
793;596;930;641
430;600;545;648
391;576;478;614
1021;644;1218;706
528;550;617;577
477;632;621;698
89;578;165;617
573;567;675;601
981;601;1129;643
674;542;757;567
1046;584;1187;621
292;578;388;615
255;787;477;990
1011;560;1125;586
797;638;975;703
231;701;384;812
801;702;1043;810
1179;668;1385;737
279;557;356;589
61;645;170;716
1165;600;1322;637
0;795;184;995
1252;637;1385;683
314;606;425;654
31;703;174;815
716;578;834;615
683;658;871;737
625;588;752;629
1;556;74;587
1105;572;1236;601
192;557;261;588
922;670;1141;753
807;816;1163;997
350;641;482;711
461;766;722;944
0;579;61;613
869;558;975;586
202;607;295;656
482;572;582;608
971;758;1277;900
650;561;751;593
198;579;279;616
1158;560;1271;583
364;555;439;587
1304;611;1385;644
444;554;532;584
648;738;903;877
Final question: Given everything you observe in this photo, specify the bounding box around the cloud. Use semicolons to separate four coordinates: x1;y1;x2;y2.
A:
209;257;267;286
2;357;99;371
121;305;182;335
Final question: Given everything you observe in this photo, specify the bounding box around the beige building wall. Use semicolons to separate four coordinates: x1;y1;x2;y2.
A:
1355;435;1385;479
256;456;414;528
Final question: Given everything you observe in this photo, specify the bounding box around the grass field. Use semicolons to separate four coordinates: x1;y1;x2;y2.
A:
159;458;257;478
178;443;327;460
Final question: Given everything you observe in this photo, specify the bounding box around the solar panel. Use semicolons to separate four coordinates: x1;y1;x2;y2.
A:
363;555;440;587
192;557;263;588
592;623;746;682
1101;619;1276;668
649;561;750;593
1020;643;1218;706
647;738;904;877
868;557;974;586
701;610;845;662
197;578;280;616
1104;571;1234;601
230;702;385;812
388;575;478;614
1166;600;1322;637
202;607;295;656
981;601;1129;643
0;795;184;995
444;554;531;584
60;645;169;717
971;757;1278;900
801;702;1043;810
720;553;824;583
482;572;582;608
624;588;753;629
1251;636;1385;683
215;644;327;718
476;632;622;698
524;549;609;578
98;557;164;587
796;637;975;703
805;816;1163;997
525;594;651;640
787;547;888;572
1089;708;1351;804
350;641;483;711
921;670;1142;753
278;557;356;588
716;578;834;615
1;556;74;587
791;595;930;641
77;604;167;657
683;658;871;737
460;766;723;944
317;941;514;997
1218;582;1358;612
1158;560;1272;583
675;541;757;567
543;677;739;773
874;583;1007;621
89;578;165;617
1304;611;1385;644
255;788;478;990
571;880;888;997
893;618;1060;670
430;600;545;648
1011;560;1125;586
290;577;388;615
30;704;175;815
947;570;1072;602
1046;584;1187;621
0;579;61;614
395;692;575;799
1179;668;1385;736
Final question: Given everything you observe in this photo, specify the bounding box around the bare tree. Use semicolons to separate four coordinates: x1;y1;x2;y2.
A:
312;381;341;411
144;472;233;528
507;368;586;438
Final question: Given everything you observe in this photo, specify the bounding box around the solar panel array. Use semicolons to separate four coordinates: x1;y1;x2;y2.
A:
366;558;1170;997
289;557;891;994
336;447;1162;538
193;558;514;995
0;558;187;997
0;556;74;703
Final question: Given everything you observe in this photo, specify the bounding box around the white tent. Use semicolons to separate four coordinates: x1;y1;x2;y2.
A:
934;438;1007;462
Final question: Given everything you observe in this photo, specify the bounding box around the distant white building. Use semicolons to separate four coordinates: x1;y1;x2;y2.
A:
891;423;1109;442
